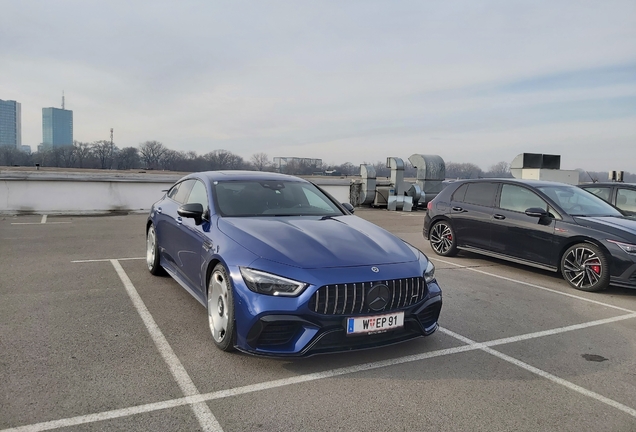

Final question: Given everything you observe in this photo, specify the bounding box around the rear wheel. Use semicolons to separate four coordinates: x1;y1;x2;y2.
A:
560;243;609;292
429;221;458;257
146;224;165;275
207;264;236;352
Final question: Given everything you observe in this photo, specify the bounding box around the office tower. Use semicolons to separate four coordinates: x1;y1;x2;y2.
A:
0;99;22;148
42;107;73;147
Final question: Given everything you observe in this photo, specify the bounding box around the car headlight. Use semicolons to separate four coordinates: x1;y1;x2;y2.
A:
424;260;436;283
239;267;308;296
607;239;636;255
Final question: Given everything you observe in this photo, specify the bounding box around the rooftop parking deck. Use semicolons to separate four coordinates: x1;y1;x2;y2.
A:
1;209;635;431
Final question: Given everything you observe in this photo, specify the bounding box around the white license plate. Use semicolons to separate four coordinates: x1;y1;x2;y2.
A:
346;311;404;335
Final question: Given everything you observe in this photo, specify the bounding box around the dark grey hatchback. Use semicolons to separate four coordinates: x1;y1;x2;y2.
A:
424;179;636;292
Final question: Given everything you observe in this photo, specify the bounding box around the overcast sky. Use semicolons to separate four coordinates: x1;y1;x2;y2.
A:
1;1;635;171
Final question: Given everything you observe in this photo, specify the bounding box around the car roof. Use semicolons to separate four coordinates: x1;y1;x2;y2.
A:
185;170;308;183
450;178;577;188
579;182;636;188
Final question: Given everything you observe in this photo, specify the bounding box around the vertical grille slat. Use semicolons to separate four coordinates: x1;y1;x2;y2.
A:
333;285;339;315
351;284;358;313
311;277;427;316
359;282;365;314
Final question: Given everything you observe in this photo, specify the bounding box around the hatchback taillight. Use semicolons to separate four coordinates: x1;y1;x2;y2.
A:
427;201;433;211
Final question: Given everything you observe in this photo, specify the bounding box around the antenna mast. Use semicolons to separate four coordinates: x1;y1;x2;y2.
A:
62;91;65;110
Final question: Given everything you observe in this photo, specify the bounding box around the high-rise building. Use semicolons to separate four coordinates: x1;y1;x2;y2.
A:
0;99;22;148
42;107;73;147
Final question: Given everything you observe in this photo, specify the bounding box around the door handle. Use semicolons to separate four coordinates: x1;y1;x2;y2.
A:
493;214;506;220
176;217;182;224
156;207;162;214
452;207;464;212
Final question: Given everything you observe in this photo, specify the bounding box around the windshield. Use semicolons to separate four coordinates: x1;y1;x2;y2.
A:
213;180;344;217
537;185;622;217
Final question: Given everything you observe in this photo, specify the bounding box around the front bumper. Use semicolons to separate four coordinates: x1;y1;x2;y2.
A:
232;269;443;357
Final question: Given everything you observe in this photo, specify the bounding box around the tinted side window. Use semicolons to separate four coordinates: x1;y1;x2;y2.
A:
463;183;498;207
584;187;611;202
167;183;180;200
617;188;636;213
186;180;209;208
451;184;468;202
173;180;196;204
499;185;547;212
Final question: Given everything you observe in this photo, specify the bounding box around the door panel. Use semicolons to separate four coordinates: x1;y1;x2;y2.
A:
491;184;556;266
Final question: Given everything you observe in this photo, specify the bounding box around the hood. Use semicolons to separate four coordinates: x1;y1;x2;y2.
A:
218;215;418;269
575;216;636;240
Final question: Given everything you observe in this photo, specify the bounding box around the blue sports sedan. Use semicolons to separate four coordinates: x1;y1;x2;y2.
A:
146;171;442;356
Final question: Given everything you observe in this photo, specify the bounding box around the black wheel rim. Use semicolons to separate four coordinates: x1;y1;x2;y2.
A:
431;223;453;254
563;247;603;289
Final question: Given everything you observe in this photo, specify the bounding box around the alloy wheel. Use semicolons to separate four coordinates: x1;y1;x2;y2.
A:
430;222;455;255
208;270;229;343
562;246;603;290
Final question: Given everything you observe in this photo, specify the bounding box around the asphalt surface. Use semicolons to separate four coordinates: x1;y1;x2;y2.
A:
1;209;635;431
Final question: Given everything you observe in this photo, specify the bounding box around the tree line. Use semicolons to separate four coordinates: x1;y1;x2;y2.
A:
0;141;633;182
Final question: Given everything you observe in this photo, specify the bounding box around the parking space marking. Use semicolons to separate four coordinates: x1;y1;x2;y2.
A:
10;214;72;225
431;257;636;313
484;312;636;347
7;311;636;432
10;257;635;432
439;327;636;419
0;344;480;432
110;260;222;432
71;257;144;263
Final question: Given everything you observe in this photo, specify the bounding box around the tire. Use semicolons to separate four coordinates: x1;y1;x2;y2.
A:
560;243;609;292
429;220;458;257
207;264;236;352
146;224;165;276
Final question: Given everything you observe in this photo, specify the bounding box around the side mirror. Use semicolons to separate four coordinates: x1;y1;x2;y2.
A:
178;203;204;225
525;207;548;218
341;202;355;214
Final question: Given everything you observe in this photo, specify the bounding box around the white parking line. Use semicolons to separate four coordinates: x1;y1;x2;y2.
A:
71;257;145;263
41;215;47;224
110;260;222;432
10;222;72;225
438;327;636;418
431;257;636;314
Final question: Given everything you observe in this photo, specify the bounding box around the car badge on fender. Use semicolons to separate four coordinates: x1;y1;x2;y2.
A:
371;267;379;273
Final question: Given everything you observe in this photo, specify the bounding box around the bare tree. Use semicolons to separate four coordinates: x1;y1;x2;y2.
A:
204;149;245;170
117;147;140;170
73;141;92;168
92;140;118;169
58;145;77;168
159;149;183;171
250;152;271;171
446;162;483;179
139;141;168;169
484;161;512;178
0;146;20;166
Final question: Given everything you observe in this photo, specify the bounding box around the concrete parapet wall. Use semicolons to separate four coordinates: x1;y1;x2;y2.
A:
0;170;352;215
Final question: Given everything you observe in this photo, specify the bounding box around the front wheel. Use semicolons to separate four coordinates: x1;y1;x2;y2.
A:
560;243;609;292
146;224;165;275
429;221;458;257
207;264;236;352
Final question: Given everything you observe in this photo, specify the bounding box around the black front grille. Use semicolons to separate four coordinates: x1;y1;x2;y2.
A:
256;322;301;347
309;277;427;315
629;270;636;283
